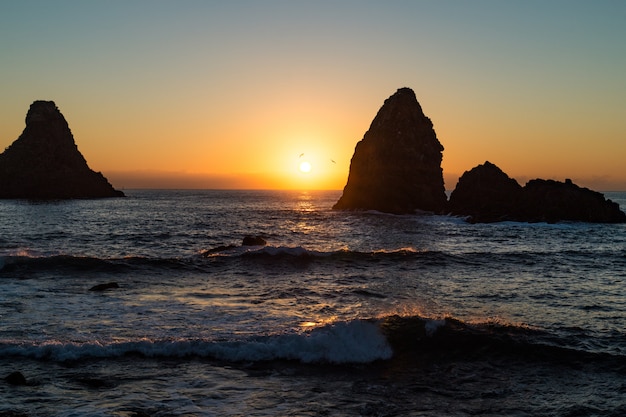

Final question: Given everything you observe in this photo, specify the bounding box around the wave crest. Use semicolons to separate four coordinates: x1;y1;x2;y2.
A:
0;319;392;364
1;315;623;368
202;244;431;260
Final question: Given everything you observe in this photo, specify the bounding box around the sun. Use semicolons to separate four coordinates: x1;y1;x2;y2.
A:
299;161;312;173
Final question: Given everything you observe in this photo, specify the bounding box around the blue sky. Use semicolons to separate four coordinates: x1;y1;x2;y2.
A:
1;1;625;189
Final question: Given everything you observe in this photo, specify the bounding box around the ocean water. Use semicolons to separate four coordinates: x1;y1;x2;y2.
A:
0;189;625;416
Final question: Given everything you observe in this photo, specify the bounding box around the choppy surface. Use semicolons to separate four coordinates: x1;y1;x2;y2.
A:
1;190;625;416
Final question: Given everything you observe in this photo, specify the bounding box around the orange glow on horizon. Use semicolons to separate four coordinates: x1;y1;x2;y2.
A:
5;94;626;192
2;2;625;192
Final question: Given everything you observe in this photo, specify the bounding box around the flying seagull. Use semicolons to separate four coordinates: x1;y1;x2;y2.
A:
299;153;304;158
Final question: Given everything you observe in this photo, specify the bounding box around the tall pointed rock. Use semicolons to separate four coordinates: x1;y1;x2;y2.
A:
0;100;124;199
333;88;446;213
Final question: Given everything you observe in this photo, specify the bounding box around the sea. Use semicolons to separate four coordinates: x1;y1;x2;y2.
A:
0;189;625;417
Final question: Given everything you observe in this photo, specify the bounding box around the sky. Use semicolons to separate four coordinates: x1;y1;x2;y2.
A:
1;1;625;190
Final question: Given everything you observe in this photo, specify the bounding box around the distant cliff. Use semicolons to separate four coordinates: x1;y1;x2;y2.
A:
333;88;447;214
0;101;124;199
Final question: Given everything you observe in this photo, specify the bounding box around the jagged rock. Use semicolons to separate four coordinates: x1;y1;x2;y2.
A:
89;282;119;291
520;178;626;223
0;101;124;199
448;161;524;223
333;88;447;214
242;235;266;246
449;161;626;223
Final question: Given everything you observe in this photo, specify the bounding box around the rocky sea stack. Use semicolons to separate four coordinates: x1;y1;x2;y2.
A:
448;161;524;223
449;161;626;223
333;88;447;214
0;101;124;199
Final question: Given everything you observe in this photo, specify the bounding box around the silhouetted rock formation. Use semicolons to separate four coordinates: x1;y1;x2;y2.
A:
520;178;626;223
449;161;626;223
0;101;124;199
333;88;447;214
448;161;524;223
4;371;27;386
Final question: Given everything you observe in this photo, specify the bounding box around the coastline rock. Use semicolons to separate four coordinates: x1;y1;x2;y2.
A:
449;161;626;223
0;101;124;199
448;161;523;223
333;88;447;214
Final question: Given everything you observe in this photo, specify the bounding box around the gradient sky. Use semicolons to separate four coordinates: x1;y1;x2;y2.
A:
1;1;625;190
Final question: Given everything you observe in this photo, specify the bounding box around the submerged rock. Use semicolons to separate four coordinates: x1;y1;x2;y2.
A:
4;371;27;386
0;100;124;199
333;88;447;214
449;161;626;223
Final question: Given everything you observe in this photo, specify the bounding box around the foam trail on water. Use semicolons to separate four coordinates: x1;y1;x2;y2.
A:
0;320;393;364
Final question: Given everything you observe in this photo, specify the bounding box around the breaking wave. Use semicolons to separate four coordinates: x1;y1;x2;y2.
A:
1;315;622;369
0;247;441;274
0;319;392;364
3;244;623;279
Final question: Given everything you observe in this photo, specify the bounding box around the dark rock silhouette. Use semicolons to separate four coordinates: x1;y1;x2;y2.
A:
449;161;626;223
4;371;27;386
0;101;124;199
520;178;626;223
448;161;524;223
242;235;267;246
333;88;447;214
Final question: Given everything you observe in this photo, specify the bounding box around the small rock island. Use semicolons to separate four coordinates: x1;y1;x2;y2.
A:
334;88;626;223
333;87;447;214
0;101;124;199
449;162;626;223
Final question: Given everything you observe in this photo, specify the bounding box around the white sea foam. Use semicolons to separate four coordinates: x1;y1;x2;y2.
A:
0;320;393;364
208;244;425;259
